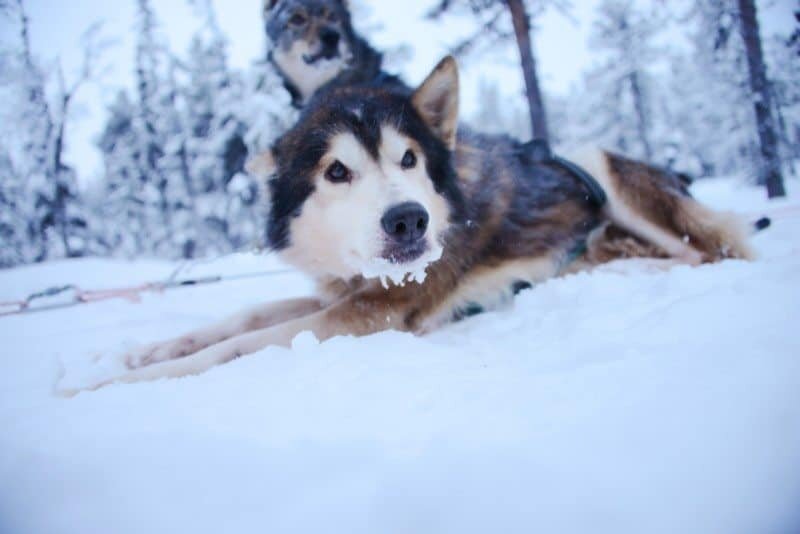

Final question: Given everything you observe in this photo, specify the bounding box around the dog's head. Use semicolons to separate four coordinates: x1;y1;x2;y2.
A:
249;57;464;286
264;0;355;103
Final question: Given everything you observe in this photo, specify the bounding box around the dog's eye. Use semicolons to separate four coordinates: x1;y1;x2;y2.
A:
325;160;351;183
288;13;307;26
401;149;417;170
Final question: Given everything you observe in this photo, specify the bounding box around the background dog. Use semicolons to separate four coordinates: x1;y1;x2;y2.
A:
264;0;404;107
62;56;753;394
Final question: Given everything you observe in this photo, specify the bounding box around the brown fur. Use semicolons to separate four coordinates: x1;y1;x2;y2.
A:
604;152;753;262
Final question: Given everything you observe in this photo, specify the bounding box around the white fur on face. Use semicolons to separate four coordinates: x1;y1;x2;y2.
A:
272;39;351;104
281;126;451;282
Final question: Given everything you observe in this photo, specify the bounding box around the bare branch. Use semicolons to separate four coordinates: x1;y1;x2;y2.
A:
448;8;506;57
63;21;111;102
14;0;35;70
426;0;453;19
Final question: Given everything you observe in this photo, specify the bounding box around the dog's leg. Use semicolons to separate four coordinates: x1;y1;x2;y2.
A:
62;294;402;395
569;147;753;264
123;297;324;369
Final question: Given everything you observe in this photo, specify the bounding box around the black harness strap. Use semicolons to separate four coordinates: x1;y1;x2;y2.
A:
522;139;608;208
549;155;608;208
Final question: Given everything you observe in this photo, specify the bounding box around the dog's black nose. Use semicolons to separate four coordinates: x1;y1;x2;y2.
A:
320;28;340;49
382;202;429;244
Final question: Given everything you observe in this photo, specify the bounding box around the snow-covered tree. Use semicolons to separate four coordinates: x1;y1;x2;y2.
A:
0;0;105;266
96;91;149;256
653;1;758;177
96;0;294;261
568;0;665;161
666;0;774;182
768;33;800;175
0;142;28;268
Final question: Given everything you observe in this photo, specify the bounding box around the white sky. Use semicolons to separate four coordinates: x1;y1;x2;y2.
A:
4;0;795;186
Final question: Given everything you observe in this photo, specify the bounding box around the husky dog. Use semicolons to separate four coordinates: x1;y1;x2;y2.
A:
62;57;753;394
264;0;404;107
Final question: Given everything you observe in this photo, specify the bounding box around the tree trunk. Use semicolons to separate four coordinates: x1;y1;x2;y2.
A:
505;0;550;144
52;114;71;257
629;70;653;161
737;0;786;198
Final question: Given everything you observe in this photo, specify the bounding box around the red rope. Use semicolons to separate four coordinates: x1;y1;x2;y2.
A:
0;268;292;318
0;300;25;311
0;283;164;317
76;283;164;304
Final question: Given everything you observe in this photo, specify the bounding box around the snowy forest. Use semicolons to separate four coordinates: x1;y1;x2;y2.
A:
0;0;797;269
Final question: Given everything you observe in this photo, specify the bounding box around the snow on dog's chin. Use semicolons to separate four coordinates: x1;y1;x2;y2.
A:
358;245;443;290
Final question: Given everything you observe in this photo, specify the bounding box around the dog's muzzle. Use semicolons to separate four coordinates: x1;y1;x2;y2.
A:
381;202;430;263
303;28;342;64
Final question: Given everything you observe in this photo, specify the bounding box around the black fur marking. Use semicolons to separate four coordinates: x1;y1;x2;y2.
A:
452;302;485;322
511;280;533;295
267;173;315;250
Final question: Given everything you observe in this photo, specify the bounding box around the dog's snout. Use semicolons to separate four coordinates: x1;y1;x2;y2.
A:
320;28;340;49
382;202;429;244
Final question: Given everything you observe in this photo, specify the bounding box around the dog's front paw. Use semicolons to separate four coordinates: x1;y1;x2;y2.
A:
124;337;197;369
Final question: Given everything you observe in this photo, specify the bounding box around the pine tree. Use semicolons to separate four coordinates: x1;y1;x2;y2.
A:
578;0;663;161
0;142;28;268
96;0;295;261
133;0;175;252
664;0;788;188
790;9;800;55
97;91;149;256
768;32;800;174
665;1;758;177
0;0;103;266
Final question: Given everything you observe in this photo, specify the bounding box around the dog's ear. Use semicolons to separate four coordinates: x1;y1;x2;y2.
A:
264;0;280;11
412;56;460;150
246;150;277;178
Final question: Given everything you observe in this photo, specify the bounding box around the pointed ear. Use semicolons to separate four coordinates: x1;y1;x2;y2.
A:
246;150;277;178
412;56;460;150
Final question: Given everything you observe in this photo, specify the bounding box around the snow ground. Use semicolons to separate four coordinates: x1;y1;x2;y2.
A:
1;179;799;534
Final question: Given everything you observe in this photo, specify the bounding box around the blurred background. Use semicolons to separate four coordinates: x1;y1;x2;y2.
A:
0;0;796;268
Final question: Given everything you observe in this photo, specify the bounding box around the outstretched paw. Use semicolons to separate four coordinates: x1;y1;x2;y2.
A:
124;337;198;369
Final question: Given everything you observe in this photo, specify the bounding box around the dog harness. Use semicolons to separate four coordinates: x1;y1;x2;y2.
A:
549;154;608;207
523;139;608;208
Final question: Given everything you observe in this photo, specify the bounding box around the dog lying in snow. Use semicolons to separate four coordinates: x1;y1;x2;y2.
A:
59;56;754;395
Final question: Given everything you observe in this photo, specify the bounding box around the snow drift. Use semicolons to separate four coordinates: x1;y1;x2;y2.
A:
1;179;799;534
